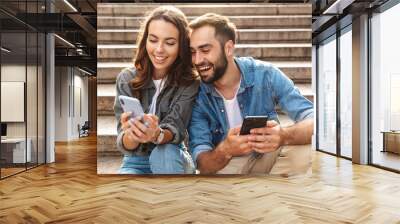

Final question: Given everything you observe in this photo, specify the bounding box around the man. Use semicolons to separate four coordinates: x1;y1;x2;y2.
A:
188;13;314;174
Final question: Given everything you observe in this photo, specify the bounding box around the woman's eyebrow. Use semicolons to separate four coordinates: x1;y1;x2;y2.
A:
148;34;177;41
165;37;177;41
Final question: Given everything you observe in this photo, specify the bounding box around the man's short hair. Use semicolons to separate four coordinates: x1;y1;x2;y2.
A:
189;13;237;47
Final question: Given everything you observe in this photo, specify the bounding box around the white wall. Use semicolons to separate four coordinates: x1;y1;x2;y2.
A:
1;65;25;139
1;65;26;81
1;65;34;138
54;66;69;141
54;67;89;141
1;63;46;163
74;73;89;130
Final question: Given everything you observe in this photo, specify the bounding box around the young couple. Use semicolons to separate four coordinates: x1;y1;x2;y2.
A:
114;6;314;175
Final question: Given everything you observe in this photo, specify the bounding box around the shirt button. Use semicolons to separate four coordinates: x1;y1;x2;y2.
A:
221;109;224;113
240;104;243;108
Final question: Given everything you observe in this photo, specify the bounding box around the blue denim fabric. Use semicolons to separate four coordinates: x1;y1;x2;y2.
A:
119;155;152;174
119;143;195;174
188;57;314;166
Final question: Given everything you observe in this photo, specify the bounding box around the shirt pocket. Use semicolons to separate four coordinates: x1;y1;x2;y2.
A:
158;98;171;118
210;122;224;146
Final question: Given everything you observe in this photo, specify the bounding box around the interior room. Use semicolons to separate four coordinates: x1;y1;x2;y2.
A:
0;0;399;223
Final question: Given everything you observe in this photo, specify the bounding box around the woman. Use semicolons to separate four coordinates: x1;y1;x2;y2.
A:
114;6;199;174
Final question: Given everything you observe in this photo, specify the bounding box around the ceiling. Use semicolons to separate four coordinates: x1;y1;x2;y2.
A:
312;0;390;43
0;0;97;74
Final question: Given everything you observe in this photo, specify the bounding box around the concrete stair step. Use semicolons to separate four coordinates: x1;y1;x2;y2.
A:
97;83;116;116
97;82;115;116
97;43;311;63
97;115;118;153
98;115;117;135
97;83;313;115
97;63;128;84
97;28;311;44
97;15;311;30
295;83;314;102
98;3;311;17
97;61;311;84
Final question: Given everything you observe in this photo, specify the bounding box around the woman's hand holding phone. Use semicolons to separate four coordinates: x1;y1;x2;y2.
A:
120;112;140;149
119;96;162;147
131;114;160;143
121;112;161;144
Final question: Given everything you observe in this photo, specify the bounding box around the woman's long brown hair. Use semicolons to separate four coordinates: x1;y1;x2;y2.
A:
130;6;197;99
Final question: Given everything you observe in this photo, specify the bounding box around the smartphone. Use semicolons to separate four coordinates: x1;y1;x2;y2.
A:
119;95;144;119
240;115;269;135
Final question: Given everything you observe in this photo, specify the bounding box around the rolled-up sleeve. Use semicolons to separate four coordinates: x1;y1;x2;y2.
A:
159;80;200;144
269;65;314;122
188;95;214;167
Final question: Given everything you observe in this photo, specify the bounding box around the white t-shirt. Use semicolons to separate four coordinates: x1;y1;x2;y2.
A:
148;78;165;114
223;95;243;129
215;80;243;129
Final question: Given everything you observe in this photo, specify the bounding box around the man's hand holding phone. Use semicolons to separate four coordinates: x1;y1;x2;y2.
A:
236;115;284;154
219;127;253;159
248;120;284;153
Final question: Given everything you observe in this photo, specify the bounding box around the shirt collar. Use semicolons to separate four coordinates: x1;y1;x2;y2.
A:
203;57;255;96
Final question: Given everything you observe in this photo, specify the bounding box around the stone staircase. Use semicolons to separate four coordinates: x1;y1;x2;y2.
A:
97;3;312;155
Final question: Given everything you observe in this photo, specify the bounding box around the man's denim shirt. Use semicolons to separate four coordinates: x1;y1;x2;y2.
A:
188;57;314;165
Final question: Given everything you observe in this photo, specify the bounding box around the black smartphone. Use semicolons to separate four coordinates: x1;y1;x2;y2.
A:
240;115;269;135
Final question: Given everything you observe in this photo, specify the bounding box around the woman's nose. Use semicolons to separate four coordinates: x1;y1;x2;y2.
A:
155;43;164;53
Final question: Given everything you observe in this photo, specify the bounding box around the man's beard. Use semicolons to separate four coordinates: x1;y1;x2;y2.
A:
198;51;228;84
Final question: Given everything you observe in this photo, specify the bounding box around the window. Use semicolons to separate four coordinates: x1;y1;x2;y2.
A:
339;27;352;158
370;2;400;171
0;1;46;179
317;35;337;154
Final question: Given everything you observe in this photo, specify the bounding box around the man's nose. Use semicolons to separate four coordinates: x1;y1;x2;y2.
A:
193;52;203;65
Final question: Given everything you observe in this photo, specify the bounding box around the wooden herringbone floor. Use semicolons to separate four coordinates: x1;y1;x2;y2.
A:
1;135;400;223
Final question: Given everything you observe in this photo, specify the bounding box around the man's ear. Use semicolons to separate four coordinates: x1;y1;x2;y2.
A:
224;40;234;57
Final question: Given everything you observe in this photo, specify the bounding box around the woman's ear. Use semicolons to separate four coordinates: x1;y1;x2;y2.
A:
224;40;234;57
